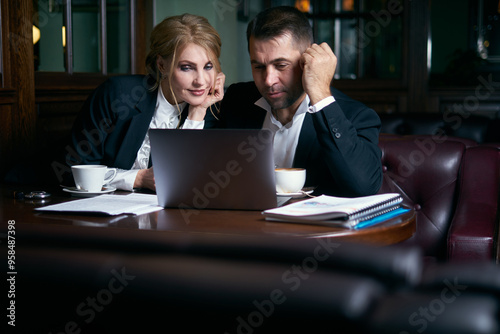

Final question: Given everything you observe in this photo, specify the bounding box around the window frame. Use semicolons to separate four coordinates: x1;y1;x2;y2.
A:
304;0;408;89
34;0;147;91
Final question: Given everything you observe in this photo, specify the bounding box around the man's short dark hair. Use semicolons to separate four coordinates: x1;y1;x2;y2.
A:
246;6;314;51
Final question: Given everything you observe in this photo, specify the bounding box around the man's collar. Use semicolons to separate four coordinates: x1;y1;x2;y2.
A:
254;97;271;112
254;95;311;116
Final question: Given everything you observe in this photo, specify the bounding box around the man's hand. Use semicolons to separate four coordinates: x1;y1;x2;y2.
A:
134;167;155;191
188;72;226;121
300;43;337;105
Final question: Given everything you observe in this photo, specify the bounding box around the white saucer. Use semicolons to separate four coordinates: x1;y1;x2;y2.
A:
276;189;314;198
63;186;116;197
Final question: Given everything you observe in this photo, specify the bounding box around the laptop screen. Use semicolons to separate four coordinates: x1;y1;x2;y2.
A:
150;128;278;210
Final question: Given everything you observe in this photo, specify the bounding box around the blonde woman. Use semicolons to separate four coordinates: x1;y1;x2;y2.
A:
57;14;225;192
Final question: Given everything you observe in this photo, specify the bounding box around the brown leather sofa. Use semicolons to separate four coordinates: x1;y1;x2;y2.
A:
378;133;499;262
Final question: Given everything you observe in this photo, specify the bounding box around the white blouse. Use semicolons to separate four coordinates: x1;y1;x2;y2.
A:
110;87;204;191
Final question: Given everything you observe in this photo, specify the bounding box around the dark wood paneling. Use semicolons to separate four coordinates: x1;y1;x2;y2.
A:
429;87;500;117
1;0;35;179
1;1;148;182
35;72;109;91
0;88;16;104
0;89;16;160
132;0;147;75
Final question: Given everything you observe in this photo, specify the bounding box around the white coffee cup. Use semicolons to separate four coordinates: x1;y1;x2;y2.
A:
71;165;117;192
275;168;306;193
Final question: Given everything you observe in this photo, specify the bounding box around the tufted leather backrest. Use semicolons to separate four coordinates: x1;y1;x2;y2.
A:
380;113;448;137
379;112;500;143
377;135;473;259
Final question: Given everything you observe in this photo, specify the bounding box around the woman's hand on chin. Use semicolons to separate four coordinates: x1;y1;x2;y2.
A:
187;72;225;121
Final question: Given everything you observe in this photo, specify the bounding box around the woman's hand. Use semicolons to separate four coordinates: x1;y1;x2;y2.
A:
134;167;155;191
187;72;225;121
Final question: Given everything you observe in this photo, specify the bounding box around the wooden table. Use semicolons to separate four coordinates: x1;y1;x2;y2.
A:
1;185;415;246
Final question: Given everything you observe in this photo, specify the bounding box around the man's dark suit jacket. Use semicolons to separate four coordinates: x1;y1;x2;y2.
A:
216;81;383;197
56;75;195;185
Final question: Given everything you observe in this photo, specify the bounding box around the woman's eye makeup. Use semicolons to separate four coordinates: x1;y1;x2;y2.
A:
178;62;214;72
180;64;192;71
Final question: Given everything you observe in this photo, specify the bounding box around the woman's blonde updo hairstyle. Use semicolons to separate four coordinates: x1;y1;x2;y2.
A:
145;14;222;92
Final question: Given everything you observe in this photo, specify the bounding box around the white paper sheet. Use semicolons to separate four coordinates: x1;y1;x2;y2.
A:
35;193;162;216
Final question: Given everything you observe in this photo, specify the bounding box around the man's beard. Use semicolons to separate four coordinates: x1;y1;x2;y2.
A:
261;86;304;112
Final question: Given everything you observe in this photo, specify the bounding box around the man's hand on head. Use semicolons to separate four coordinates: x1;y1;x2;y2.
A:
300;43;337;105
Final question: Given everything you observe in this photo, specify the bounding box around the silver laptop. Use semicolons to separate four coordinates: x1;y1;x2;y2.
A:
150;128;278;210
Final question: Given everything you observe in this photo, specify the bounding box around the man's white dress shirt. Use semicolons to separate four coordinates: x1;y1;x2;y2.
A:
260;95;335;168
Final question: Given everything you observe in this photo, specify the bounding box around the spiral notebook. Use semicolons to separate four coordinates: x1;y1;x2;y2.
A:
262;193;403;228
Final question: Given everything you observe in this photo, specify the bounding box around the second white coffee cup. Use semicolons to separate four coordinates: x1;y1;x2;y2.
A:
275;168;306;193
71;165;117;192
